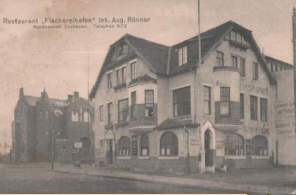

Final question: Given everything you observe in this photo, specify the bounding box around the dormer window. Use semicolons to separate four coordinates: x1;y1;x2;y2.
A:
228;31;250;48
178;46;187;66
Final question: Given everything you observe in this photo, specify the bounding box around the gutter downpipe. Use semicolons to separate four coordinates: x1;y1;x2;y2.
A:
184;126;190;173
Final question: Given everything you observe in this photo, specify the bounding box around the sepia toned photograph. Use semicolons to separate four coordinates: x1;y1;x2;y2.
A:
1;0;296;194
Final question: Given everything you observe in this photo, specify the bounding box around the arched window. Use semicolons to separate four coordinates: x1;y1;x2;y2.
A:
118;136;130;156
252;135;268;156
140;134;149;156
160;132;178;156
225;134;244;156
80;137;90;149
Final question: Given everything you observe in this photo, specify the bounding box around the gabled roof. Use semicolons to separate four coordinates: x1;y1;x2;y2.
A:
90;20;276;99
24;96;67;106
264;55;293;69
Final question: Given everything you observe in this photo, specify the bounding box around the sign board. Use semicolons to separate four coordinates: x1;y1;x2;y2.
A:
74;142;82;148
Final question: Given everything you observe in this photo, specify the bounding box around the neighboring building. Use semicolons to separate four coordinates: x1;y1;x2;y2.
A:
11;88;94;163
90;20;295;173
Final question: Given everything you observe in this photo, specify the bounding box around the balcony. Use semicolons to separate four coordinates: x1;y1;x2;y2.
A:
213;66;240;73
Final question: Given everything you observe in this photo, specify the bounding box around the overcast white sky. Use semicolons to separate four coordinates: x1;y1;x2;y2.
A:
0;0;295;153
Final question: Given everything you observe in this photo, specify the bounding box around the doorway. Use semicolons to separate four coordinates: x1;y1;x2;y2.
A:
205;130;211;167
107;140;113;164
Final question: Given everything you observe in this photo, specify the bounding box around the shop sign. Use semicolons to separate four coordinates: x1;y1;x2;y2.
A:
216;141;224;149
74;142;82;148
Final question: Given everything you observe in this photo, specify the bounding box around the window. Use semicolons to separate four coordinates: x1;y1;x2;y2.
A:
225;134;244;156
83;112;89;122
145;90;154;117
81;137;90;149
140;134;149;156
107;73;113;89
275;64;278;71
122;67;126;84
99;105;103;122
252;136;268;156
270;63;274;72
260;98;268;122
178;46;188;66
160;132;178;156
203;86;211;115
118;99;128;122
250;95;258;121
131;91;136;119
240;58;245;77
118;136;130;156
232;56;238;68
240;94;244;119
216;51;224;67
131;62;137;80
253;62;259;80
116;43;130;59
116;69;121;85
220;87;230;115
107;103;113;125
173;86;191;117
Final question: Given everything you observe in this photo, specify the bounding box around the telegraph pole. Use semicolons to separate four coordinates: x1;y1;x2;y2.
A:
4;130;7;156
293;7;296;132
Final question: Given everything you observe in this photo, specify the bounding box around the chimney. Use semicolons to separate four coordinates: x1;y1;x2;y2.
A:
19;87;24;98
68;95;73;102
73;92;79;99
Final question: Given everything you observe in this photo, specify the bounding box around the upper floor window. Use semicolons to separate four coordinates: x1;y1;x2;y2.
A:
250;95;258;121
178;46;188;66
275;64;278;71
216;51;224;67
116;67;126;86
253;62;259;80
83;112;89;123
232;55;238;68
131;91;136;119
115;43;130;60
220;87;230;115
229;31;249;46
173;86;191;117
240;58;246;77
145;90;154;117
131;62;137;80
225;134;244;156
270;63;274;72
107;73;113;89
203;86;211;115
118;99;129;122
99;105;104;122
240;93;244;119
260;98;268;122
107;103;113;125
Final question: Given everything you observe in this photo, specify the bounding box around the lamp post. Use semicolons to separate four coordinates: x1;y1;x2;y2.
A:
51;106;63;170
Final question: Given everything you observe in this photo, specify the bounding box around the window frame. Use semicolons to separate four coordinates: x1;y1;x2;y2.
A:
118;98;129;122
130;62;137;80
131;91;136;119
232;55;238;68
253;62;259;80
220;87;230;116
107;73;113;89
216;51;224;67
260;98;268;122
225;134;245;156
250;95;258;121
252;135;268;156
240;93;244;120
118;136;131;156
107;103;113;125
203;86;211;115
240;58;246;77
145;90;154;117
140;134;149;156
160;132;178;156
173;86;191;117
99;105;104;122
178;46;188;66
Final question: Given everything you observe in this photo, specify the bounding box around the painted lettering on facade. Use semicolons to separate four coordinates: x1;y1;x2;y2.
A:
274;101;295;139
240;80;268;95
242;123;269;135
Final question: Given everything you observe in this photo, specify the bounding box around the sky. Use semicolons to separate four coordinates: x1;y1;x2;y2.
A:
0;0;295;154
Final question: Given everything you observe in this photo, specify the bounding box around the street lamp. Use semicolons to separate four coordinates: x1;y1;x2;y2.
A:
51;106;63;170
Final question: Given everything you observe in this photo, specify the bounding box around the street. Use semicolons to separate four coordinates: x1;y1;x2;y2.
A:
0;164;245;194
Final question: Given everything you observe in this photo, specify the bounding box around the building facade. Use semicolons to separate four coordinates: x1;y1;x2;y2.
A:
12;88;95;163
90;21;295;173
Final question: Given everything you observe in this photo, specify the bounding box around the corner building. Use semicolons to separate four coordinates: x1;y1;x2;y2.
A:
90;21;294;173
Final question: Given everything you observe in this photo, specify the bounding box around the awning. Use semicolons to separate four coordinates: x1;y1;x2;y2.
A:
215;124;242;132
129;125;155;134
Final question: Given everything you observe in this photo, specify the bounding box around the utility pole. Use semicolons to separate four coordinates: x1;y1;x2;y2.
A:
51;106;55;170
4;130;7;156
293;7;296;132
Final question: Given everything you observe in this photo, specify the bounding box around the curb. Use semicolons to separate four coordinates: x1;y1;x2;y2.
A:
49;167;294;194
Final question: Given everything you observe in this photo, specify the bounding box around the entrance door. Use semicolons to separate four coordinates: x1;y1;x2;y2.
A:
205;130;211;167
107;140;113;164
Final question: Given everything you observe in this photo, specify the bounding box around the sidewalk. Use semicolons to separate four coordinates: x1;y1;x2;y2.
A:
48;163;296;194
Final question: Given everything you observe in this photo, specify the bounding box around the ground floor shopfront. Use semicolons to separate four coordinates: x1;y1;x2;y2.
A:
95;119;273;173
